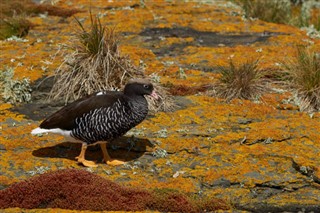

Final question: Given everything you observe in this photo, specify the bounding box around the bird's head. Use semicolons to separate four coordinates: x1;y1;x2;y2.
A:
124;79;158;99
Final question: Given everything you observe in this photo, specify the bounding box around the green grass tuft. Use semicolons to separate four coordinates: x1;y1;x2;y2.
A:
237;0;320;31
238;0;291;24
0;16;33;40
282;46;320;112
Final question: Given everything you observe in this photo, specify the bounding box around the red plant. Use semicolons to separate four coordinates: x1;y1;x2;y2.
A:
0;169;230;212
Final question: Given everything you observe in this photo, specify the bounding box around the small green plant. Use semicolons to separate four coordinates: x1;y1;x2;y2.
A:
237;0;320;32
0;67;32;104
75;14;118;57
212;59;269;101
239;0;291;24
0;16;33;40
282;46;320;112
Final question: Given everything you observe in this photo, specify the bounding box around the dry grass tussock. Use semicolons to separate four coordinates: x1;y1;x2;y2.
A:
210;59;270;101
49;14;175;112
146;81;176;112
282;46;320;112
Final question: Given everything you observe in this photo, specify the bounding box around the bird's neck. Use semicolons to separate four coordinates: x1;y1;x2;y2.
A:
127;95;148;114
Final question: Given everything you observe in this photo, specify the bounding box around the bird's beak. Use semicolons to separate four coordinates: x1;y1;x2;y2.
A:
150;90;159;100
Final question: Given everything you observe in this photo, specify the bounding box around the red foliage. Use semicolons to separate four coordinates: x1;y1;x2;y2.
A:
0;169;151;211
168;84;212;96
0;169;230;212
33;5;82;18
148;189;198;212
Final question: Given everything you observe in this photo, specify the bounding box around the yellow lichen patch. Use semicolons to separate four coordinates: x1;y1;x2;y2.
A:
0;103;12;111
120;45;160;72
145;176;198;193
246;119;291;141
0;36;62;82
155;37;194;48
0;108;25;123
267;187;320;205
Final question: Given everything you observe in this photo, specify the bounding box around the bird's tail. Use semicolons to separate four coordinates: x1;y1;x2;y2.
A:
31;127;50;135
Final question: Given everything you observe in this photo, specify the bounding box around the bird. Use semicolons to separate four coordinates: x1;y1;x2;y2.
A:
31;79;158;167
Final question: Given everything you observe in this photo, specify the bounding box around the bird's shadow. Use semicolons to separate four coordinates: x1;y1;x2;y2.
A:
32;136;154;164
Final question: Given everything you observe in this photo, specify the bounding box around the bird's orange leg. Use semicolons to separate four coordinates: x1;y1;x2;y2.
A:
75;143;98;167
100;143;125;166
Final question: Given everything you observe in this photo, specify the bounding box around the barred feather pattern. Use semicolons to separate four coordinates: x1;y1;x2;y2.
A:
71;98;148;144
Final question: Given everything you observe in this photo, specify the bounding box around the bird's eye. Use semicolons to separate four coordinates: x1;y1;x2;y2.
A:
143;85;149;89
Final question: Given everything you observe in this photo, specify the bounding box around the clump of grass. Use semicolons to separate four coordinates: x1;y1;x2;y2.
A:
282;46;320;112
146;79;176;112
49;14;140;102
0;67;32;104
238;0;291;24
49;13;174;112
211;59;269;101
296;0;320;30
237;0;320;31
0;16;33;40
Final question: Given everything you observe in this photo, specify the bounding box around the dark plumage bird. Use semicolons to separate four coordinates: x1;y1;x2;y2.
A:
31;79;158;167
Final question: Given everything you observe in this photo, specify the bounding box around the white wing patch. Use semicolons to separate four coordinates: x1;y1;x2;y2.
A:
96;92;104;96
31;127;72;137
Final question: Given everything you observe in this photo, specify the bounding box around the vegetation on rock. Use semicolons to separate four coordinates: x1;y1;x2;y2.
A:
49;13;138;102
0;16;34;40
0;67;32;104
0;0;81;40
0;169;230;212
210;59;269;101
237;0;320;31
282;45;320;112
49;13;175;112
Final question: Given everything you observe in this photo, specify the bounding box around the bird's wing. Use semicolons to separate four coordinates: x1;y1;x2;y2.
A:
40;91;123;130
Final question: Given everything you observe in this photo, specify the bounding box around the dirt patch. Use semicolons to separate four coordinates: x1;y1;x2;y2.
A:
139;27;284;57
